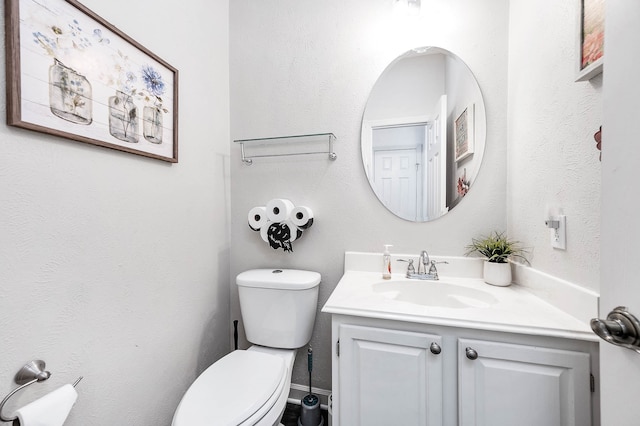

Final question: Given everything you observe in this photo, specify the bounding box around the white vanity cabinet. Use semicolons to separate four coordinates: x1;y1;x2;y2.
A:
458;338;592;426
338;324;444;426
330;316;598;426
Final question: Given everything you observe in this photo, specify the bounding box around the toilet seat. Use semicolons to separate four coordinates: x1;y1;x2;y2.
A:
172;350;286;426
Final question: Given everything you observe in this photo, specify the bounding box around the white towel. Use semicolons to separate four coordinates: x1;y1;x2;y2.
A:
15;384;78;426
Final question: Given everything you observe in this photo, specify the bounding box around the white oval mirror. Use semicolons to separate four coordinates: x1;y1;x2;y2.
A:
361;47;486;222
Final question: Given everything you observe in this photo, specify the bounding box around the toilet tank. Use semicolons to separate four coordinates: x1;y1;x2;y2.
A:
237;269;321;349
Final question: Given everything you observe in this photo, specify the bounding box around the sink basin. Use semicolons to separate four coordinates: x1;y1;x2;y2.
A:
372;280;498;309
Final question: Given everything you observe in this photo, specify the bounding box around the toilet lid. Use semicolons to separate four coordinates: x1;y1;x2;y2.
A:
173;350;285;426
237;269;321;290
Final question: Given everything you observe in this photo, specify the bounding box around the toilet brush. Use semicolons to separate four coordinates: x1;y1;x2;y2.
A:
298;347;324;426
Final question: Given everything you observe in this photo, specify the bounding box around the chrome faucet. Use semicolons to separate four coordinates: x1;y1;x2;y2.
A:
417;250;430;275
398;250;447;280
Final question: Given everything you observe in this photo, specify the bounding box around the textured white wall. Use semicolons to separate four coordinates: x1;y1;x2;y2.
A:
230;0;509;390
507;0;602;292
0;0;230;424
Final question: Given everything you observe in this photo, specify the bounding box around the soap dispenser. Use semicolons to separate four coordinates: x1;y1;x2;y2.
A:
382;244;393;280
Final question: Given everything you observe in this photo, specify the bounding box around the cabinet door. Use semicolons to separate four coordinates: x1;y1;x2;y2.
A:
339;324;443;426
458;338;591;426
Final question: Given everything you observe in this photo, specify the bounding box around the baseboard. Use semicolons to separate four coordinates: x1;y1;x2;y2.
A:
288;383;331;410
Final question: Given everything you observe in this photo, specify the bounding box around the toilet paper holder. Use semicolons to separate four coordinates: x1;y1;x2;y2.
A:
0;360;82;424
248;200;314;252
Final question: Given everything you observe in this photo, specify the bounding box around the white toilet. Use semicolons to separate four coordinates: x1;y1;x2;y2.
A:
172;269;321;426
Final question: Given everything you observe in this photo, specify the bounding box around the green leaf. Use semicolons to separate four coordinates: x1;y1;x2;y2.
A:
464;231;529;264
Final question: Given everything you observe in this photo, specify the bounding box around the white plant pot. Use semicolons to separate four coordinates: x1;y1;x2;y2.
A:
483;261;512;287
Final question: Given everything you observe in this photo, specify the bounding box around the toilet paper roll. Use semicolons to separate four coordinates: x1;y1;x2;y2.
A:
248;206;268;231
266;199;295;222
282;220;302;242
260;221;271;242
291;206;314;229
16;384;78;426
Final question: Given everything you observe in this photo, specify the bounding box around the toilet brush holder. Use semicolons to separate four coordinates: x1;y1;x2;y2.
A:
298;347;324;426
298;394;323;426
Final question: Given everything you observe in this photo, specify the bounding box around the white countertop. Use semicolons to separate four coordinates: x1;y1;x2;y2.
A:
322;270;598;342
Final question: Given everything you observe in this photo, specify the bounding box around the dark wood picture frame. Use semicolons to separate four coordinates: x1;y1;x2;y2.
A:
5;0;179;162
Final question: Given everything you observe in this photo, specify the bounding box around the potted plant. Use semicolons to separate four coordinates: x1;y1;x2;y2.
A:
465;231;529;286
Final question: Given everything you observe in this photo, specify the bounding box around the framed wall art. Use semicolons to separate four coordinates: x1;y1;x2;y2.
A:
5;0;179;162
454;104;474;163
576;0;604;82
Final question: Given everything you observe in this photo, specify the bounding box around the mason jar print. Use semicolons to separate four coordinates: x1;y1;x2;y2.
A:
49;59;92;125
108;90;139;143
143;106;163;144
